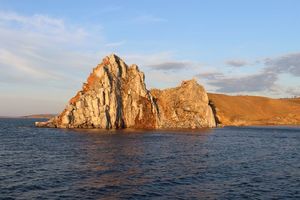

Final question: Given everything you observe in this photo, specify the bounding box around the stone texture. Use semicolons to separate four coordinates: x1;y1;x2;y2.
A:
36;54;216;129
151;80;216;128
36;54;159;129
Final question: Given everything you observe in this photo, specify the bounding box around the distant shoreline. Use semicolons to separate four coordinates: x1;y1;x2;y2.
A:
0;114;56;119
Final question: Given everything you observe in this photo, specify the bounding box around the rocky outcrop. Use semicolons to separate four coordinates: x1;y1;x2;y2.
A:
151;80;216;128
36;54;216;129
36;54;159;129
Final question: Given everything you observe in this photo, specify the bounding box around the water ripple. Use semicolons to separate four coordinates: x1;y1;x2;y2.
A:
0;119;299;199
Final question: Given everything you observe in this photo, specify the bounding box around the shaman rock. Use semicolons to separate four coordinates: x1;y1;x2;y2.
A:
36;54;159;128
36;54;216;129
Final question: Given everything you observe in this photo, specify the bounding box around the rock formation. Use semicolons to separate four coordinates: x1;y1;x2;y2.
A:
36;54;216;129
151;80;216;128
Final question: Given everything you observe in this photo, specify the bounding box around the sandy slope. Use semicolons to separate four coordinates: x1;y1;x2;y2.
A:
208;93;300;126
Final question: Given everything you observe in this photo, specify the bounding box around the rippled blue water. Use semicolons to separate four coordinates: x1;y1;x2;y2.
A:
0;118;299;199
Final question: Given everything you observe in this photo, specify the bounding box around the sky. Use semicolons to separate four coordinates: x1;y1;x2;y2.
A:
0;0;300;116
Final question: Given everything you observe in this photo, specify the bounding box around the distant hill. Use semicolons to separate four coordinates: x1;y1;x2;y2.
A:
21;114;56;119
208;93;300;126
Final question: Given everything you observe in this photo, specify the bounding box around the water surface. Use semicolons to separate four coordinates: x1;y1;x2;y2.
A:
0;119;299;199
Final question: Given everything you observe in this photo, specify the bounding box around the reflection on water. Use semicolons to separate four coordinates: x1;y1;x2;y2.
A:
0;119;299;199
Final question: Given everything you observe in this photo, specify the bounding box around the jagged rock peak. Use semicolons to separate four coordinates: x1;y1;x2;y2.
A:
36;53;159;129
36;54;216;129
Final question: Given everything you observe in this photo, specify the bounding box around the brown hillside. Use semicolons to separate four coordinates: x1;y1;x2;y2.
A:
208;93;300;126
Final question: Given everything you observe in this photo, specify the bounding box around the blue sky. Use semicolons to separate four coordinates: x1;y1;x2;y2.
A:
0;0;300;116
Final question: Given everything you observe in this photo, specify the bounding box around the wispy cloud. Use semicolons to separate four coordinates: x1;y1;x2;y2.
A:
147;61;190;71
0;49;60;80
285;87;300;97
196;72;224;80
264;52;300;76
225;59;248;67
0;11;110;115
0;11;64;29
203;72;278;93
0;11;87;41
0;11;103;87
197;52;300;95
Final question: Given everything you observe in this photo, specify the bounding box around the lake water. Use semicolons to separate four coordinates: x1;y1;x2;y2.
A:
0;118;299;199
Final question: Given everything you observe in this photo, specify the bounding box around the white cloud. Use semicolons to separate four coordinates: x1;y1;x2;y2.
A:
0;11;104;85
0;49;59;79
0;11;64;28
0;11;88;42
0;11;108;116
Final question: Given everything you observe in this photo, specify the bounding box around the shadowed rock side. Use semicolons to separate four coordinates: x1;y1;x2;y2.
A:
208;93;300;126
35;54;216;129
151;80;216;128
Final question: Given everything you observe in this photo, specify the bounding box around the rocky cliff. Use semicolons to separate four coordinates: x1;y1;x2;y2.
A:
151;80;216;128
36;54;216;129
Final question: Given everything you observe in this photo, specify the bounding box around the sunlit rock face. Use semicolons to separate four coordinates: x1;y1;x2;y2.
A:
36;54;216;129
36;54;159;129
151;80;216;128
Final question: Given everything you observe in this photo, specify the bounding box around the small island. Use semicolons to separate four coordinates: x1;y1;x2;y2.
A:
36;54;300;129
